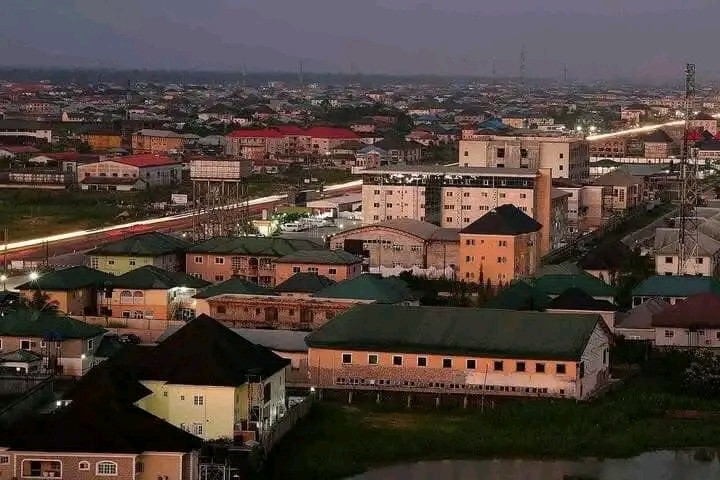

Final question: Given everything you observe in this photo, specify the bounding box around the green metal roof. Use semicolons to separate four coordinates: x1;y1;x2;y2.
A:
94;335;125;358
632;275;720;298
188;236;323;256
87;232;191;257
275;249;361;265
484;280;550;311
0;309;105;339
111;266;210;290
1;349;42;363
16;266;114;291
314;274;413;303
274;273;336;294
194;277;275;299
306;304;602;361
532;272;615;297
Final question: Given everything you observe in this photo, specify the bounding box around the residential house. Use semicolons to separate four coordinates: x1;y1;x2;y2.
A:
88;232;191;276
0;309;105;376
101;265;210;322
579;240;633;283
615;297;668;341
274;250;362;285
79;130;123;151
307;304;612;401
592;169;644;215
131;129;185;154
632;275;720;306
652;293;720;347
0;395;202;480
77;154;182;190
330;218;459;277
134;314;289;440
185;236;324;286
15;266;113;316
532;271;616;303
459;204;542;285
354;145;388;170
374;138;422;164
642;129;675;158
654;228;720;276
545;287;617;331
198;273;416;331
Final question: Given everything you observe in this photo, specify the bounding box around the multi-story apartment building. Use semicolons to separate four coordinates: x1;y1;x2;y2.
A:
589;137;628;158
459;130;589;181
79;130;123;151
225;126;358;159
361;165;554;254
131;129;185;154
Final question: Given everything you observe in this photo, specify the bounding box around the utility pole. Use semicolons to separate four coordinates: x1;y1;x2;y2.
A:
563;64;568;85
678;63;699;275
519;44;527;86
2;227;7;272
298;60;304;87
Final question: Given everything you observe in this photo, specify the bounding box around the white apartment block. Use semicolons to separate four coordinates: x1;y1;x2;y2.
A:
360;165;553;254
459;132;590;181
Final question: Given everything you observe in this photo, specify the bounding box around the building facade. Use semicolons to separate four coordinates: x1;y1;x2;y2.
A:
131;129;185;154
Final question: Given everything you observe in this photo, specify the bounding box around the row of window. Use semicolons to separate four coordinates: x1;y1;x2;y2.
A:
334;377;566;395
664;329;720;339
0;458;120;476
464;255;508;264
0;338;93;351
292;266;337;275
340;353;570;374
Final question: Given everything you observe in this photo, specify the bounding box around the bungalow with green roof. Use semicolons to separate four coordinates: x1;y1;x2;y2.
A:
631;275;720;306
16;266;113;316
190;273;415;331
532;271;616;302
186;236;324;286
274;249;362;285
484;280;550;311
87;232;191;275
307;305;612;401
100;265;210;322
0;309;106;376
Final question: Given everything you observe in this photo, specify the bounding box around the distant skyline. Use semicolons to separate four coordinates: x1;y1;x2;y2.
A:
1;1;719;81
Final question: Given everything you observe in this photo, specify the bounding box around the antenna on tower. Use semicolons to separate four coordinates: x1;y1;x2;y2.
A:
491;59;496;80
519;44;527;85
678;62;700;275
242;64;247;87
298;60;304;86
563;64;568;84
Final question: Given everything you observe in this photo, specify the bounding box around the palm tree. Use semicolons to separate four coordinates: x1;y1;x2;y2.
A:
22;289;60;315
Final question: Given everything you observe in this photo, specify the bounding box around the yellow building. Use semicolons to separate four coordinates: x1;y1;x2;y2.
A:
79;131;123;151
134;315;289;440
87;231;191;275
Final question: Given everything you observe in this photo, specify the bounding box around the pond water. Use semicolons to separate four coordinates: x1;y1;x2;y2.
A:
348;450;720;480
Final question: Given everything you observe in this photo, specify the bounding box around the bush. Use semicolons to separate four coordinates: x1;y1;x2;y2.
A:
683;349;720;397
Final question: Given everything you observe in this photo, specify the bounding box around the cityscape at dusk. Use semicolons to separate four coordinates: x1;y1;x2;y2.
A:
0;2;718;480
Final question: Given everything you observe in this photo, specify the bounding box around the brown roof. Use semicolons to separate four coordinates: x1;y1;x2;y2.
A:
592;169;642;187
651;293;720;328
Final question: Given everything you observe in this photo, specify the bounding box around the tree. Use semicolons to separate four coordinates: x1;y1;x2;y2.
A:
683;349;720;397
22;289;60;314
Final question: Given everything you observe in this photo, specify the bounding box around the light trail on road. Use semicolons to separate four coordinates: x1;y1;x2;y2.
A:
586;120;684;141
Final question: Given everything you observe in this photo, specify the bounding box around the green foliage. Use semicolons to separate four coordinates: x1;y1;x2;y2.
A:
683;349;720;397
21;289;59;314
614;247;654;310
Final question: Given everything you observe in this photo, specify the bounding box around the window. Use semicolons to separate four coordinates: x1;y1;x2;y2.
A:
496;147;505;158
464;150;468;156
536;363;545;373
493;360;503;371
392;355;403;366
697;257;704;264
373;202;380;207
328;268;337;275
520;193;526;199
214;275;225;282
129;259;136;266
559;153;564;159
465;239;475;246
578;362;585;378
108;259;115;265
87;339;94;351
193;395;204;406
193;423;204;436
558;165;564;171
342;353;352;364
520;148;528;158
78;461;89;470
292;266;301;273
665;257;673;264
446;217;452;223
368;354;378;365
417;356;427;367
216;305;226;314
556;363;566;374
308;267;319;274
136;462;144;473
465;256;474;262
446;191;453;197
603;349;608;364
20;339;34;350
442;358;452;368
163;391;168;397
516;361;526;372
664;330;675;338
466;359;476;369
386;203;393;208
497;256;507;264
214;257;225;264
97;461;118;476
498;240;507;247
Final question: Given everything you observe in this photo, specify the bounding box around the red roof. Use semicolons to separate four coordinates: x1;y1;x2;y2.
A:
651;292;720;328
306;127;359;139
275;125;308;136
0;146;40;154
226;128;285;139
686;130;704;142
113;154;180;168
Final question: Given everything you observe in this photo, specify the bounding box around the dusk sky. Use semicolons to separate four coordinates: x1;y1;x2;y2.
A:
1;1;718;80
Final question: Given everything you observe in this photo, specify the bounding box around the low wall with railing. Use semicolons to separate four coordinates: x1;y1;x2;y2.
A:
260;396;313;453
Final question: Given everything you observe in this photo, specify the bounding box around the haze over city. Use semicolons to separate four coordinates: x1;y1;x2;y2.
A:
2;0;720;80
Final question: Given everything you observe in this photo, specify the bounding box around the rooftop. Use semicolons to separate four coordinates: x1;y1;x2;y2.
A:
652;293;720;329
111;265;210;290
16;266;113;291
484;280;550;311
533;272;616;298
314;274;414;303
194;277;275;299
0;309;105;339
188;236;323;256
87;232;191;257
274;272;336;294
460;204;542;236
114;154;181;168
362;165;540;177
275;249;361;265
632;275;720;298
307;305;603;361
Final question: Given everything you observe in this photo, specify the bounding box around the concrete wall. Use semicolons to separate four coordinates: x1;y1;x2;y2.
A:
274;262;361;285
459;232;538;285
90;253;181;276
654;327;720;348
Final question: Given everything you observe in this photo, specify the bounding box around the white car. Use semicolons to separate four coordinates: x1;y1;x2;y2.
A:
281;222;308;232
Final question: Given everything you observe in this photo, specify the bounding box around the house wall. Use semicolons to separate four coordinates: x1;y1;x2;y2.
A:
615;327;655;341
458;232;538;285
204;295;366;330
132;134;184;154
577;323;611;399
655;254;714;277
186;253;276;286
0;335;100;376
654;327;720;348
20;287;96;316
101;288;171;321
89;253;181;276
6;453;136;480
274;262;361;285
81;133;122;151
547;308;616;332
138;452;190;480
579;185;604;230
308;348;592;399
138;382;236;440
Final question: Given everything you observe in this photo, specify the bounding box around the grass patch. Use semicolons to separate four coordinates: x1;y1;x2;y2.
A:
265;377;720;480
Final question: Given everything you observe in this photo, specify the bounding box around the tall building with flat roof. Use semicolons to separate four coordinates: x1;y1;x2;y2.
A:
459;130;589;181
361;165;554;254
